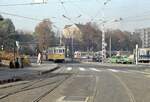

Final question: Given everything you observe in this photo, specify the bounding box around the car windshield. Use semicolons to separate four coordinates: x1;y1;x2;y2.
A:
0;0;150;102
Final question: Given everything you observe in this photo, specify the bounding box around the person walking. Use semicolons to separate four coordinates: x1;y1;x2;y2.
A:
37;52;42;65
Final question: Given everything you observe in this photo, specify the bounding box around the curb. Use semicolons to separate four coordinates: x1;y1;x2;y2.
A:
0;64;60;85
0;77;22;85
39;65;60;75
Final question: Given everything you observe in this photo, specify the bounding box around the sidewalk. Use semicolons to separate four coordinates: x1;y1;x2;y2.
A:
0;63;59;84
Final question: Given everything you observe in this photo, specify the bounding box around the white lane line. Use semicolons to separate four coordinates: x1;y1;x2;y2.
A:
107;69;120;72
129;70;150;74
107;69;131;73
90;68;101;72
67;67;72;71
79;67;86;71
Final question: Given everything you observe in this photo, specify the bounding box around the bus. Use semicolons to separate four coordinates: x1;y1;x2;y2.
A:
47;46;65;62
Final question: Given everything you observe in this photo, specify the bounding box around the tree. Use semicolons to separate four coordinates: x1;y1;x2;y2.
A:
105;29;142;51
35;19;55;51
75;23;102;51
0;16;15;51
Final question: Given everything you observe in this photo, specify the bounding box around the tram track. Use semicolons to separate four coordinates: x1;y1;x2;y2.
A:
32;65;80;102
0;65;68;100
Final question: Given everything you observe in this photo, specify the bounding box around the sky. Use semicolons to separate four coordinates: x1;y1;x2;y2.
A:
0;0;150;32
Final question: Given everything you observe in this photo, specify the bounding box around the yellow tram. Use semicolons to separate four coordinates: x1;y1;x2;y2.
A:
47;46;65;62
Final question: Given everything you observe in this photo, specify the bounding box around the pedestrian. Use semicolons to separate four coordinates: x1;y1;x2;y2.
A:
15;58;20;68
37;52;41;65
9;60;15;68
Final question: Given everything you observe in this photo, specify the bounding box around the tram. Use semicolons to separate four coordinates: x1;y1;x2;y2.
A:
47;46;65;62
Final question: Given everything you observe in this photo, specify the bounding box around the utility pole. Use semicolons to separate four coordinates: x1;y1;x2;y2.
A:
102;24;106;63
135;44;138;65
109;35;112;57
71;31;74;62
101;0;111;63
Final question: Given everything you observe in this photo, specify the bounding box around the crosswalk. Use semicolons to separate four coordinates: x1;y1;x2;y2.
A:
66;67;72;71
66;67;101;72
79;67;86;71
65;67;104;72
65;67;140;74
90;68;102;72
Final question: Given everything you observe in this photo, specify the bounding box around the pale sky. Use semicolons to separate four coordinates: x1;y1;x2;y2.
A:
0;0;150;32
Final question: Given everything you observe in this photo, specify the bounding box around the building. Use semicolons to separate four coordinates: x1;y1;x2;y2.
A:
63;24;82;40
135;28;150;48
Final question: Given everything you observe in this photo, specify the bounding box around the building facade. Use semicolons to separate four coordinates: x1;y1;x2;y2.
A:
135;28;150;48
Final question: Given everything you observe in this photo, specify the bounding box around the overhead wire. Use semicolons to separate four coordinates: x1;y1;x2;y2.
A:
0;11;42;21
0;2;47;7
90;0;107;22
58;0;69;16
68;1;91;21
58;0;76;24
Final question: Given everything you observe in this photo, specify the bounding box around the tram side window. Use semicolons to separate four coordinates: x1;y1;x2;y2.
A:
59;49;62;53
62;49;65;53
55;49;59;54
49;49;53;54
48;50;52;54
54;49;57;53
52;49;54;54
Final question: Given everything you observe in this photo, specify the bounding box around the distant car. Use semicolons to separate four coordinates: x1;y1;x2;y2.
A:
110;55;133;64
93;55;102;62
120;56;133;64
110;56;120;63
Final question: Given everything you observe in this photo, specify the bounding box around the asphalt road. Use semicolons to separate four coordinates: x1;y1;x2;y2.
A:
0;63;149;102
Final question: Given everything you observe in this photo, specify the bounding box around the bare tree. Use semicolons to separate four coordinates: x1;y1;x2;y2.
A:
35;19;55;51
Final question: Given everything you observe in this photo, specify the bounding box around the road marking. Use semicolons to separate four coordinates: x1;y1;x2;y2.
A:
109;72;136;102
67;67;72;71
129;70;150;75
107;69;130;73
79;67;86;71
57;96;89;102
90;68;101;72
76;75;94;78
107;69;120;72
